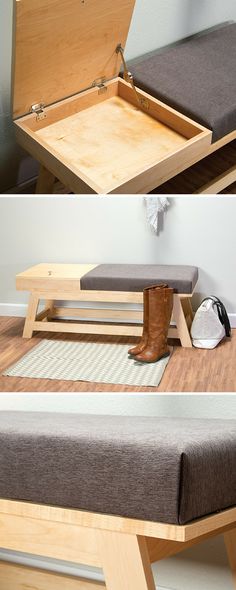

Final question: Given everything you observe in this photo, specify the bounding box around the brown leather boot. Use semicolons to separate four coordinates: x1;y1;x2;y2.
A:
135;286;174;363
128;284;168;357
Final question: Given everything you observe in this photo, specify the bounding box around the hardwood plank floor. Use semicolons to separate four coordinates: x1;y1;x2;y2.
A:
0;317;235;392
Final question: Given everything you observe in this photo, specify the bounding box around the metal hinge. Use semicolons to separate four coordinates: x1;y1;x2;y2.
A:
92;78;108;95
116;44;150;111
31;103;47;121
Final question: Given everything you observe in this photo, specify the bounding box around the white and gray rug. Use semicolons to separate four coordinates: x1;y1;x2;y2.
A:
4;339;170;387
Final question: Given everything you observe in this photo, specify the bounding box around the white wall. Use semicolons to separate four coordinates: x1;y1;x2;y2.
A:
126;0;236;59
0;196;235;320
1;0;236;191
0;393;235;590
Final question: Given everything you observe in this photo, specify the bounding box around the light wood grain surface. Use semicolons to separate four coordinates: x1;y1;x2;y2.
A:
13;0;135;118
97;532;156;590
15;78;211;194
224;528;236;589
0;499;236;543
36;96;188;194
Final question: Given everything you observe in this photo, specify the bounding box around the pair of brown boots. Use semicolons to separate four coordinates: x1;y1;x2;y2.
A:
128;284;174;363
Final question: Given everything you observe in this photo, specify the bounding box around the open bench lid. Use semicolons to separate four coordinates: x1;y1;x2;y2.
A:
12;0;136;119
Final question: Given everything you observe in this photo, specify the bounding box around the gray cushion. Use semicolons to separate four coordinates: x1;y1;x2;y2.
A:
129;23;236;142
0;412;236;525
81;264;198;294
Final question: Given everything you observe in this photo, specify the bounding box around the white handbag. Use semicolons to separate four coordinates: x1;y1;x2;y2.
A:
191;297;231;349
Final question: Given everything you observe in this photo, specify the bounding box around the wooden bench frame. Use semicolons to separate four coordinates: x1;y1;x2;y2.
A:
35;130;236;195
20;290;194;348
0;499;235;589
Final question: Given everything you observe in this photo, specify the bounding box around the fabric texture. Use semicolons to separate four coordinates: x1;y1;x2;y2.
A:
144;196;170;234
0;413;236;525
80;264;198;294
129;23;236;142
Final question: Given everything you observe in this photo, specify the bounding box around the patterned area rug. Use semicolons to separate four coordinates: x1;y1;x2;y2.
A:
4;339;170;387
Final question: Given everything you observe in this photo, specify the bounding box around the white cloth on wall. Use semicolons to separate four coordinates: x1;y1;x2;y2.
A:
144;196;170;234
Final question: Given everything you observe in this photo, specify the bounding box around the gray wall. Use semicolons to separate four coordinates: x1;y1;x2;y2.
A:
0;394;235;590
1;0;236;192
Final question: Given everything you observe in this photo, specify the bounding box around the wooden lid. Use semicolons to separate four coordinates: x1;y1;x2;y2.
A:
13;0;136;119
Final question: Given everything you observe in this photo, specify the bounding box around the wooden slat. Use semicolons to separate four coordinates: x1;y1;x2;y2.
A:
0;500;235;543
195;163;236;194
0;512;100;566
36;309;52;322
53;307;143;321
0;562;104;590
153;138;236;194
31;320;143;337
147;523;236;563
208;131;236;154
31;319;177;338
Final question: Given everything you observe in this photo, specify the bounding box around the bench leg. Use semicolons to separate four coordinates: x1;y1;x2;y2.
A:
173;296;192;348
23;294;39;339
97;531;156;590
224;528;236;589
36;165;56;194
180;297;194;328
44;299;55;320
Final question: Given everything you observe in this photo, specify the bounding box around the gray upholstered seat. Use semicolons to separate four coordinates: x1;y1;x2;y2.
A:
0;412;235;525
129;23;236;142
80;264;198;294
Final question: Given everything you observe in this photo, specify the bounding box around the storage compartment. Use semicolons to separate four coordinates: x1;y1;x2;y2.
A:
12;0;212;194
15;78;212;194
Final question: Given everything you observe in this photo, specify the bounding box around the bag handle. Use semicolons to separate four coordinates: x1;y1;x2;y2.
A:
201;297;231;338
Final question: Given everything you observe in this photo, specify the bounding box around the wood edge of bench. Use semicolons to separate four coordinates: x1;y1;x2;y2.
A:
0;499;235;543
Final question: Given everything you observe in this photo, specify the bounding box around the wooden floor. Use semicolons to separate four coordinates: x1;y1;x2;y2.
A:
0;316;235;392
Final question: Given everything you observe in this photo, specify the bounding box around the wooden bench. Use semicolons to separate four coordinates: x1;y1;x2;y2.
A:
0;413;235;589
34;23;236;195
16;263;198;348
0;499;235;590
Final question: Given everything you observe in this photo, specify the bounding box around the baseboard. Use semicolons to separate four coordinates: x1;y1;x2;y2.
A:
229;313;236;328
0;304;29;317
0;550;171;590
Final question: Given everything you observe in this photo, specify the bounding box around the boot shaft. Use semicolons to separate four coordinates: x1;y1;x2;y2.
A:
148;287;174;337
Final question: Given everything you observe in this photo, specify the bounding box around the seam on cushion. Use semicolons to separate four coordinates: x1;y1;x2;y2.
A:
177;451;186;525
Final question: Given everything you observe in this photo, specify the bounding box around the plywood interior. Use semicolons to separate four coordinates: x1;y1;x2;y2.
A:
36;95;188;193
13;0;136;118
